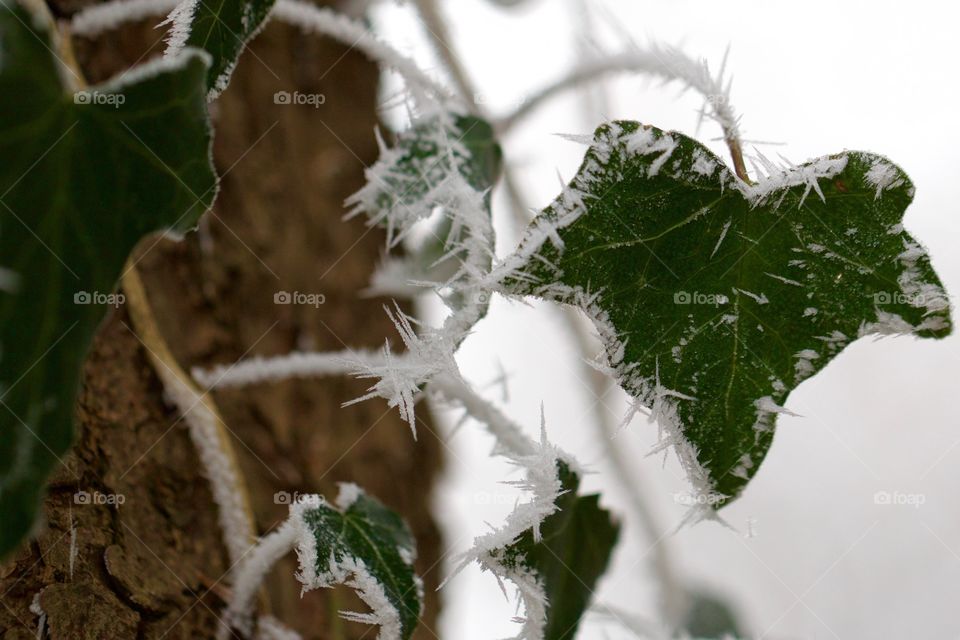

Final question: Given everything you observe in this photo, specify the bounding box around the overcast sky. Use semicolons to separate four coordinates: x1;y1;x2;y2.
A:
374;2;960;637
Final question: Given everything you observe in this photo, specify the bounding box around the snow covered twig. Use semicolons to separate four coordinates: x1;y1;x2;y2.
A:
496;45;749;181
218;521;299;640
122;265;257;575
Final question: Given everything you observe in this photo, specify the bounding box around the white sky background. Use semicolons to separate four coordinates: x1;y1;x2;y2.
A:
372;1;960;638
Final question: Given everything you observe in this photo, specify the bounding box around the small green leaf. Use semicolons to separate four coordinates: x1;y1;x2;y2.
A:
0;0;216;558
168;0;276;98
503;121;951;504
490;463;620;640
293;485;422;640
347;112;502;247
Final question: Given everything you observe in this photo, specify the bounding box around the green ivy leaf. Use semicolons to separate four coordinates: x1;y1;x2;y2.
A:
347;112;502;248
168;0;276;98
0;0;216;558
294;486;422;640
490;463;620;640
502;121;951;504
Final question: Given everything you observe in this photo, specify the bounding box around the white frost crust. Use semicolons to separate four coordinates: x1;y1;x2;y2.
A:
793;348;819;381
70;0;179;36
739;155;848;208
447;420;567;640
195;110;500;451
255;615;302;640
345;113;483;247
160;0;197;56
290;492;407;640
218;521;299;640
98;45;211;95
751;396;798;451
859;237;950;338
864;159;905;200
30;592;46;640
192;349;379;389
221;482;417;640
336;482;362;509
153;363;255;579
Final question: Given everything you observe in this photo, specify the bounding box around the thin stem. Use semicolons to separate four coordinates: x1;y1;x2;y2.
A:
412;0;535;234
122;263;258;576
495;48;751;182
218;520;299;640
192;349;379;389
273;0;451;103
429;373;536;457
413;0;476;106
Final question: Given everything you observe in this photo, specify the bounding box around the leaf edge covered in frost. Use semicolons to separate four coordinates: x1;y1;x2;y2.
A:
290;484;423;640
495;120;952;513
163;0;277;99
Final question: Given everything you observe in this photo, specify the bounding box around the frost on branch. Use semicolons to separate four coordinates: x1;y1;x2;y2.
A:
291;485;423;640
345;303;457;436
338;111;503;430
496;120;952;507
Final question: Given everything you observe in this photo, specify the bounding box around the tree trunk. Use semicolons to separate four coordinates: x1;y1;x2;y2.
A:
0;4;445;639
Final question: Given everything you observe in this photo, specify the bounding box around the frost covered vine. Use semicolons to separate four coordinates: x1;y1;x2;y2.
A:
45;1;952;639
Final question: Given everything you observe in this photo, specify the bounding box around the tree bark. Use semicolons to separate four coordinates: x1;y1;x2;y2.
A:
0;5;445;639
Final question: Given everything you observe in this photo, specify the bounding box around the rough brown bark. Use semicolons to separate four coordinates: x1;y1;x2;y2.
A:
0;6;444;639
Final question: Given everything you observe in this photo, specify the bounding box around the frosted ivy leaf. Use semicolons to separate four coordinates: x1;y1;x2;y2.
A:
292;485;422;640
501;121;952;504
480;463;619;640
164;0;276;98
346;112;501;248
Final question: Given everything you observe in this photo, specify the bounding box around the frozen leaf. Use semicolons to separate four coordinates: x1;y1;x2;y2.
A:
165;0;276;98
501;121;951;505
292;485;422;640
0;1;216;558
347;112;501;248
485;463;619;640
